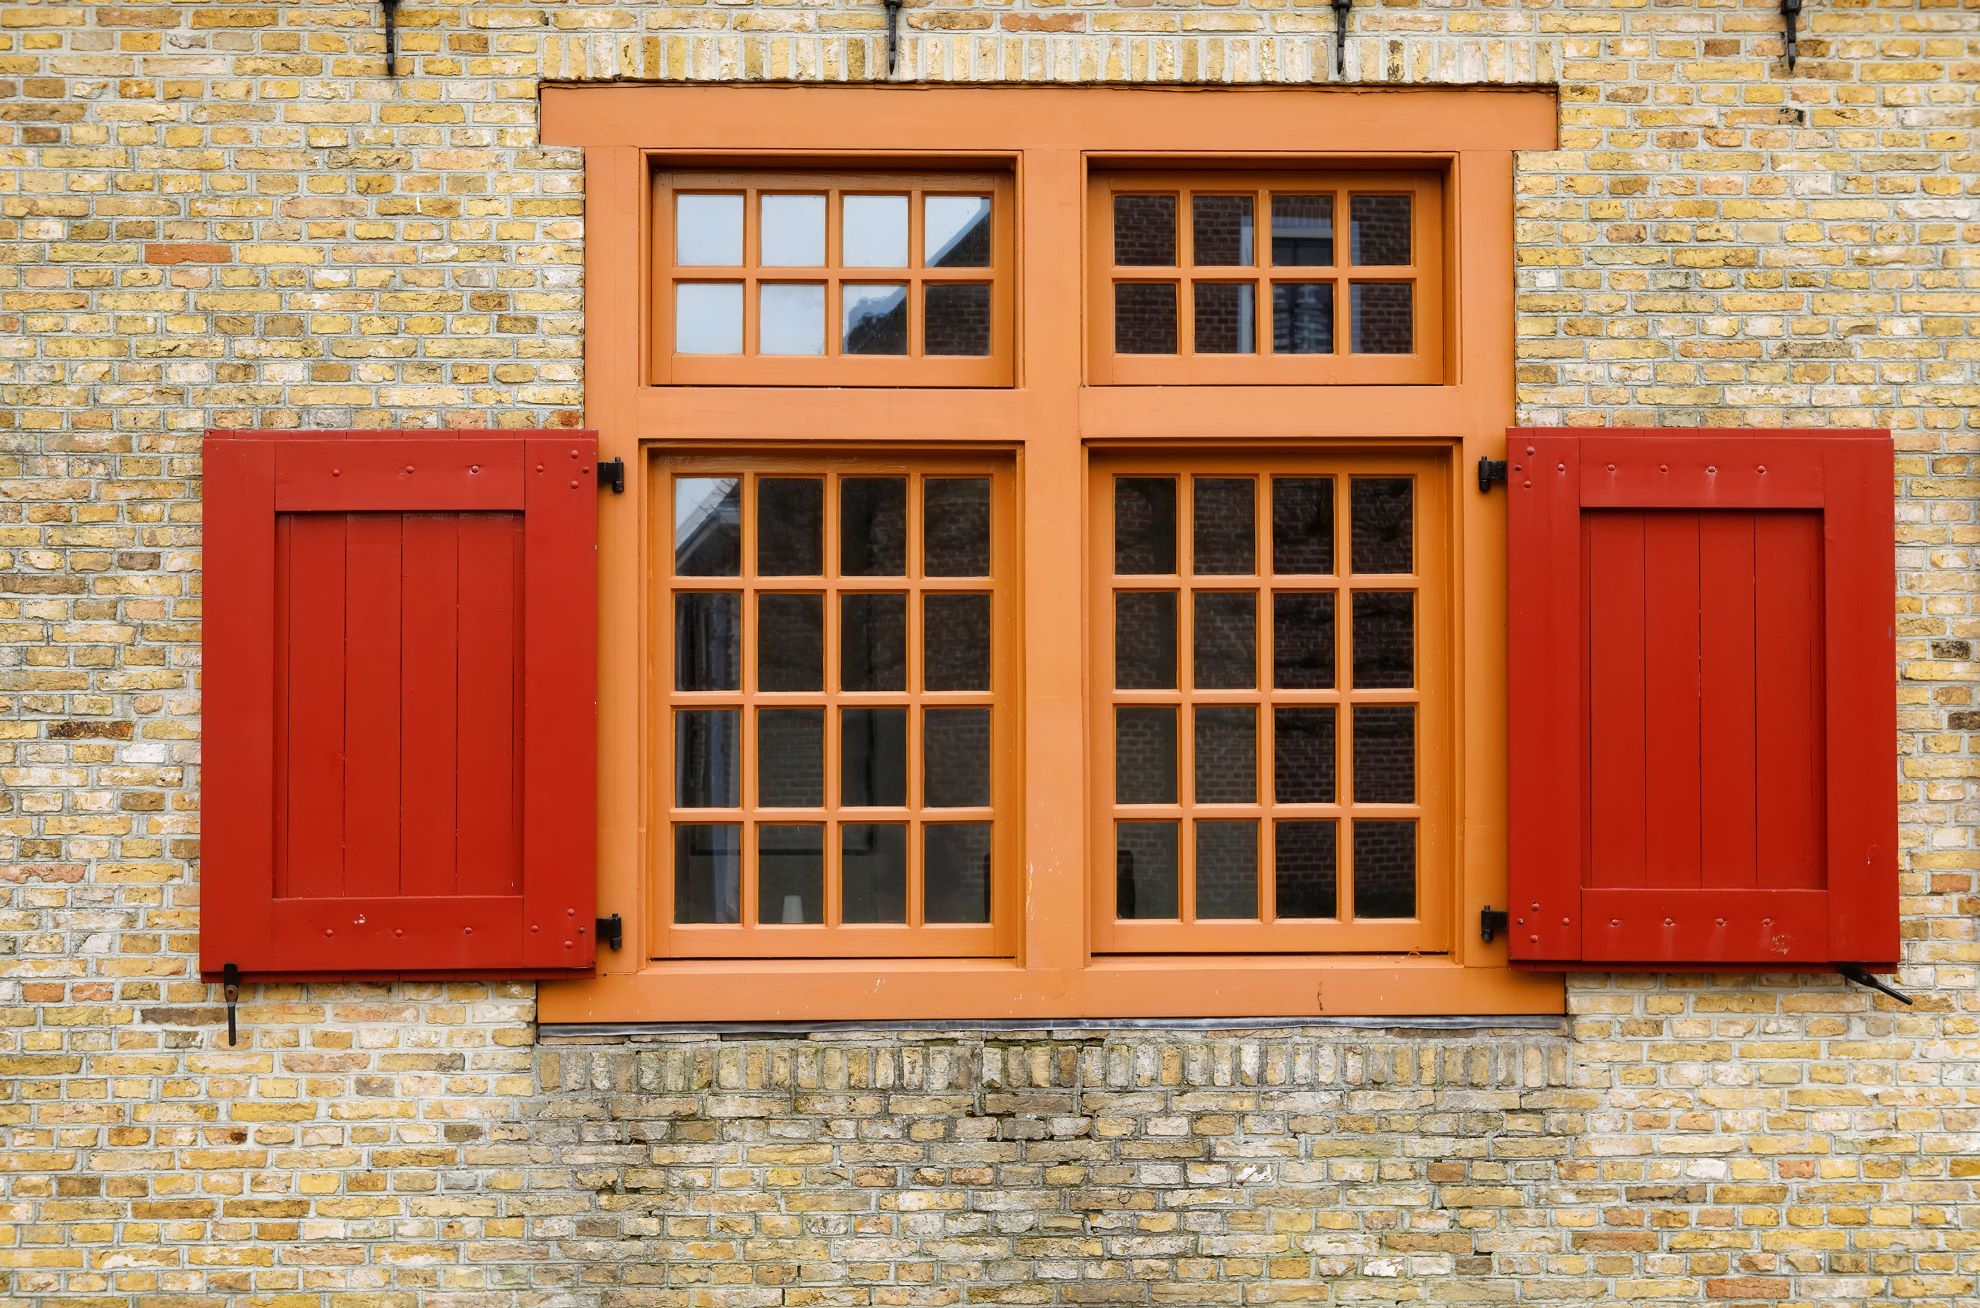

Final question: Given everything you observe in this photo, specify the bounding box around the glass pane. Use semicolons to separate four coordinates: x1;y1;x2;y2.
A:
1116;821;1179;919
1274;821;1337;919
842;823;907;923
1115;283;1177;354
675;193;742;266
925;823;992;924
924;478;990;576
1195;821;1259;920
1113;194;1176;266
1271;194;1334;266
1193;282;1256;354
1353;705;1415;804
1114;591;1177;690
1193;591;1257;690
925;283;991;356
1115;706;1177;805
757;478;823;576
1350;194;1411;266
1351;283;1413;355
1271;282;1333;355
843;284;909;355
924;707;991;808
1192;194;1255;266
926;194;992;267
1273;592;1336;691
841;477;908;576
1272;477;1334;576
758;593;823;692
760;193;825;267
673;823;739;924
1351;591;1414;689
1193;705;1256;805
1194;478;1256;575
675;709;740;808
758;708;824;808
758;825;824;924
758;283;825;355
841;593;907;692
1274;706;1337;805
675;282;743;355
842;194;909;267
674;476;741;575
1114;477;1177;575
1351;477;1413;574
674;592;740;692
841;707;907;808
1353;820;1416;918
924;594;991;691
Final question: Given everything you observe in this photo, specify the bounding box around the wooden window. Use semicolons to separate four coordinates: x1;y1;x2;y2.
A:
1090;453;1451;953
1087;172;1443;385
652;170;1015;387
651;454;1018;958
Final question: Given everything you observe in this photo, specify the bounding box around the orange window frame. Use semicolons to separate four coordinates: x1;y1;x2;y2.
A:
543;83;1562;1023
1087;171;1445;386
651;169;1017;388
649;453;1021;959
1089;452;1452;955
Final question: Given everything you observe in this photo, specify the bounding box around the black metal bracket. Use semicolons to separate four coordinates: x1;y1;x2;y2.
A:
1477;457;1509;493
884;0;903;78
1838;964;1911;1005
381;0;400;77
1479;906;1510;944
221;963;241;1046
1780;0;1801;70
596;914;624;951
596;457;625;495
1330;0;1353;76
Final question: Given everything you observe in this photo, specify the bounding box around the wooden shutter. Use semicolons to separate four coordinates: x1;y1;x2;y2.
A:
201;430;599;978
1506;428;1897;969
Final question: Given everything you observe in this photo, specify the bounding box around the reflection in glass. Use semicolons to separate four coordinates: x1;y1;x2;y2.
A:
1351;591;1414;689
1194;282;1256;354
924;478;991;576
841;593;907;692
1350;194;1411;266
1271;194;1334;266
675;193;743;266
1114;477;1177;575
842;823;907;922
843;194;909;267
1274;706;1336;805
1114;194;1176;265
758;825;823;924
674;592;740;692
757;593;823;692
1193;591;1256;690
758;283;825;355
925;823;992;923
757;708;823;808
926;195;992;267
1275;821;1337;918
924;283;992;356
757;478;823;576
674;476;740;575
1353;820;1416;918
1192;195;1255;266
675;282;743;355
1272;282;1333;355
924;707;991;808
1194;706;1256;805
1273;592;1335;691
673;823;740;923
1353;705;1415;804
1115;283;1177;354
1195;821;1259;920
1350;477;1413;574
841;707;907;808
1114;591;1177;690
761;194;825;267
1271;477;1334;575
1115;706;1177;805
675;708;740;808
843;284;909;355
924;594;991;691
841;477;908;576
1351;283;1413;355
1194;478;1255;575
1116;820;1179;919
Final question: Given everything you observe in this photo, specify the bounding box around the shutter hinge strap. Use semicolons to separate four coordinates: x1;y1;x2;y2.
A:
1477;457;1509;493
1479;906;1510;943
221;962;241;1046
596;914;624;951
1838;964;1911;1005
596;458;625;495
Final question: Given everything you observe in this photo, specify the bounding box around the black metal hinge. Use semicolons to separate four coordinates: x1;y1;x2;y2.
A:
380;0;400;77
1330;0;1353;77
1780;0;1802;70
596;457;625;494
1479;906;1510;943
596;914;624;951
1477;457;1509;493
1838;964;1911;1005
221;962;240;1046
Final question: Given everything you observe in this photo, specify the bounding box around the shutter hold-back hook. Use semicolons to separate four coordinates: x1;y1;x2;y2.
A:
221;962;241;1046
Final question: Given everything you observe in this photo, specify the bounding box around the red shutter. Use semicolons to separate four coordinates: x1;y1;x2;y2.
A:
1507;428;1897;970
201;429;599;978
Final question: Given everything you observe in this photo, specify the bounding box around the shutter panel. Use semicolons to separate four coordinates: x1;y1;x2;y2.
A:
201;430;599;978
1506;428;1897;970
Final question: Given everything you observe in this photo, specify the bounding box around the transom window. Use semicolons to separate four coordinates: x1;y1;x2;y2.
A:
1089;455;1450;953
652;170;1015;386
652;455;1017;958
1086;171;1444;385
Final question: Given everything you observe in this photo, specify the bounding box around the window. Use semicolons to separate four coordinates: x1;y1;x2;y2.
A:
651;455;1018;957
1091;455;1450;953
652;170;1015;386
1088;172;1443;384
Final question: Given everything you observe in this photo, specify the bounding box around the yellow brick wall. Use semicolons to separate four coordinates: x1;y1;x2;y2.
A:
2;1;1976;1302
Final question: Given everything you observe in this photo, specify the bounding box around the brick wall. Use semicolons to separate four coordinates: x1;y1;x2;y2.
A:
3;1;1976;1303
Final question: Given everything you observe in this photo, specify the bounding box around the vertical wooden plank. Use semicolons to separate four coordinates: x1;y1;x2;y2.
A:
1641;512;1703;889
282;511;348;899
400;512;461;896
1583;510;1647;890
455;512;523;897
1698;513;1759;889
342;513;404;896
1754;510;1825;890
